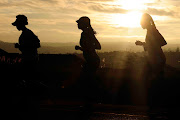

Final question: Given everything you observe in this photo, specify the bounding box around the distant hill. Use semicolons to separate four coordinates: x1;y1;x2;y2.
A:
0;48;8;54
0;41;19;53
0;40;180;54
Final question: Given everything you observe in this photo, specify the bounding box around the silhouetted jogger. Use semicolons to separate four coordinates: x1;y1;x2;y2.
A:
135;13;167;107
12;15;40;79
75;16;101;107
12;14;41;119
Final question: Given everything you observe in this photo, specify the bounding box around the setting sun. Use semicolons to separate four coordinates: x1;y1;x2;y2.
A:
110;12;142;28
106;0;155;28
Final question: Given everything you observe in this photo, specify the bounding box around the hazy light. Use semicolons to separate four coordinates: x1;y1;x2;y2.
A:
109;11;142;28
151;15;170;21
105;0;154;28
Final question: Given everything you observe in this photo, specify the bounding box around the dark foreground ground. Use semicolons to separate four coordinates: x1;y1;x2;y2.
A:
3;98;180;120
1;53;180;120
39;98;180;120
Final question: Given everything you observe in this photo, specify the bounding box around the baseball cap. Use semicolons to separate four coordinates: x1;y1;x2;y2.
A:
76;16;90;24
12;15;28;26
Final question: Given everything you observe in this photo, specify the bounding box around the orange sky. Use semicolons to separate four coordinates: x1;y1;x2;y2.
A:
0;0;180;44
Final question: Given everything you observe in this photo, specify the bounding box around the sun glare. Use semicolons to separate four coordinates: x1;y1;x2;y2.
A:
110;12;142;28
105;0;156;28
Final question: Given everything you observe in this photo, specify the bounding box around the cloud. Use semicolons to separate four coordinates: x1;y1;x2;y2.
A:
89;4;128;13
38;0;59;4
145;8;175;16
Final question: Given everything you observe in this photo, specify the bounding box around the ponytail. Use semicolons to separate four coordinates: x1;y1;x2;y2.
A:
149;15;156;29
88;24;97;35
88;24;101;49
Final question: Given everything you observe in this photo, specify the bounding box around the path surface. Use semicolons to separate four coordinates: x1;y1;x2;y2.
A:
21;98;176;120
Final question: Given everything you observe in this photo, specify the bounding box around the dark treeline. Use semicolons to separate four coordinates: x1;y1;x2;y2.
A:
1;51;179;70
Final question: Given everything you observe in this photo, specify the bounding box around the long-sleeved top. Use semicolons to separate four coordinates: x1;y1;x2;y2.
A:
144;27;166;66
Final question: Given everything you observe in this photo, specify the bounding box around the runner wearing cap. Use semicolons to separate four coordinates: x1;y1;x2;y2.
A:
12;15;40;78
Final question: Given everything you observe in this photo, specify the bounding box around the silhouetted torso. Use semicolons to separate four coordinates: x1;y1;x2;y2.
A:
19;28;40;64
80;31;100;71
144;27;166;70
